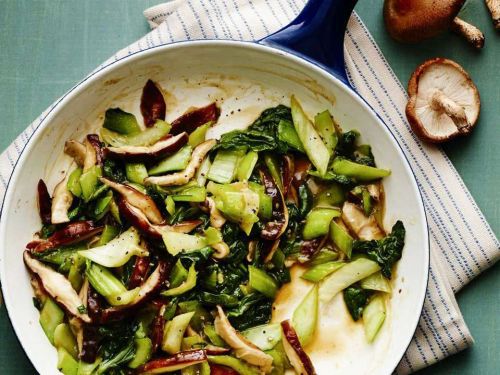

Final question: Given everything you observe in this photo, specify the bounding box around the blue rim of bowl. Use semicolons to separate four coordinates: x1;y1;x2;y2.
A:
0;39;430;375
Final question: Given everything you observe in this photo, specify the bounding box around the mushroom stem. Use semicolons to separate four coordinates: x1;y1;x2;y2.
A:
451;17;485;49
430;90;472;133
486;0;500;29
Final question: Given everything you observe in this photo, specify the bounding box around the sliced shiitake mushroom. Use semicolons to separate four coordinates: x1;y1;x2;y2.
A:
214;305;273;373
100;177;164;224
51;175;73;224
342;202;384;240
141;79;166;127
281;320;316;375
24;251;91;323
27;220;103;253
37;179;52;225
259;168;289;241
170;102;220;135
104;132;188;162
144;139;216;186
138;349;207;374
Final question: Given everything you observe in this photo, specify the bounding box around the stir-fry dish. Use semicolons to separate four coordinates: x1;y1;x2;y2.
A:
24;80;405;375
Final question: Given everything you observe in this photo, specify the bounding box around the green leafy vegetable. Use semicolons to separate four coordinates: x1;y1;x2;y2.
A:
215;105;299;154
343;284;371;321
353;221;405;278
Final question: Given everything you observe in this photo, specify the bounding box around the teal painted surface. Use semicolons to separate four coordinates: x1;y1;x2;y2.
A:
0;0;497;373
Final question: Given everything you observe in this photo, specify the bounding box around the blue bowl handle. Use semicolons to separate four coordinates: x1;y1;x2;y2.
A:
259;0;358;86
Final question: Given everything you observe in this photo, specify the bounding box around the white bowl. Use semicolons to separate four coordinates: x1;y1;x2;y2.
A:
0;41;429;375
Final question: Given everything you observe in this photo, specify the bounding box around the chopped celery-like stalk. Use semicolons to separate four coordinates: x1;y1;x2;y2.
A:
109;197;121;224
172;186;206;202
162;232;207;256
319;258;380;303
177;301;212;332
93;191;112;221
242;323;281;351
96;225;120;247
148;145;192;176
249;182;272;220
80;165;102;202
332;158;391;182
128;338;152;368
86;263;126;296
204;324;226;347
314;110;338;155
165;196;175;216
86;263;139;306
330;220;353;258
54;323;79;359
181;334;205;351
57;347;78;375
169;259;188;288
263;153;283;191
291;95;330;176
79;227;147;268
162;264;197;297
102;108;141;135
101;120;171;147
68;254;86;291
213;188;259;235
67;168;83;197
237;151;259;181
309;248;339;266
249;266;278;298
207;355;260;375
266;342;290;375
188;122;210;147
277;119;305;153
207;149;245;183
363;294;386;343
301;261;344;282
162;311;195;354
362;188;373;216
360;271;391;293
125;163;148;184
196;157;211;186
302;208;341;240
292;285;318;346
204;227;223;245
314;183;345;207
39;298;64;344
77;359;101;375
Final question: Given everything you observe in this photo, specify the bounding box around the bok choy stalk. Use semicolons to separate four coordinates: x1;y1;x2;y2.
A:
101;120;171;147
161;312;195;354
363;294;386;342
162;264;197;297
314;110;338;156
292;285;318;346
86;263;140;306
103;108;141;135
207;149;245;183
319;257;380;303
242;323;282;351
301;261;344;283
290;95;330;176
302;207;341;240
78;227;148;268
331;158;390;182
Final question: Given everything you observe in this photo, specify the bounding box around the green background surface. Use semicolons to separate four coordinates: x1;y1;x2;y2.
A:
0;0;498;374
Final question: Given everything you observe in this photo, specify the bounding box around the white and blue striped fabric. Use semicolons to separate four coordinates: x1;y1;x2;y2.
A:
0;0;498;373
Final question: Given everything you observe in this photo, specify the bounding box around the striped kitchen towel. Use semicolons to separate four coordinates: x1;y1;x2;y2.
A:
0;0;497;373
